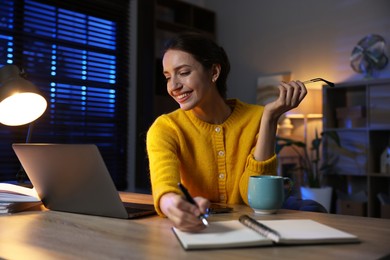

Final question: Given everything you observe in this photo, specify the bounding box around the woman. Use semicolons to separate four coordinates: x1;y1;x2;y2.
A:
146;32;307;232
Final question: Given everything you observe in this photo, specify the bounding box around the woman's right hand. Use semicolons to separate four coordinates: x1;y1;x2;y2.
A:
263;80;307;121
160;192;210;232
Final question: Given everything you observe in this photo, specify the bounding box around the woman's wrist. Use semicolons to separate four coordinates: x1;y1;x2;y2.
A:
261;108;281;126
160;192;179;217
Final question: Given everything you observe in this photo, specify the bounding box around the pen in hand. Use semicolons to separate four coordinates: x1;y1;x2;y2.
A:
178;183;209;226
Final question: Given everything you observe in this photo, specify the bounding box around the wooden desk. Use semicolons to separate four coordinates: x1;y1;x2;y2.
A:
0;192;389;259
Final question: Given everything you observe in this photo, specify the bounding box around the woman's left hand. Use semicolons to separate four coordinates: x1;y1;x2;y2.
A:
264;80;307;121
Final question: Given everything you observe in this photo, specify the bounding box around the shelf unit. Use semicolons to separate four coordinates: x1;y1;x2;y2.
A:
135;0;216;192
322;78;390;218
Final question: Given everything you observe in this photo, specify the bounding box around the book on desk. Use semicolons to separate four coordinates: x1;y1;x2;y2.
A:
173;214;360;250
0;183;42;214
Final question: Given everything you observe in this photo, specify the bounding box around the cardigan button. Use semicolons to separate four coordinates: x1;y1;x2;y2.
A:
215;126;221;133
219;173;225;179
218;150;225;157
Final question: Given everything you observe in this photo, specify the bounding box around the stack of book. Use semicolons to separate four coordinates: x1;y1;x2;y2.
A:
0;183;42;214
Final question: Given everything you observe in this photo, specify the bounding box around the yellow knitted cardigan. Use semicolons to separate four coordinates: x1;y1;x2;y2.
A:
146;99;277;216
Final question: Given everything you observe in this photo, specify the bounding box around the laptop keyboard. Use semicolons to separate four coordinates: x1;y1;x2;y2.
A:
122;202;156;214
125;207;151;214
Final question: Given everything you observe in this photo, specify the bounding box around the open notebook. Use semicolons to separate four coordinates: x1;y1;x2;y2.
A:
173;215;359;250
12;143;156;219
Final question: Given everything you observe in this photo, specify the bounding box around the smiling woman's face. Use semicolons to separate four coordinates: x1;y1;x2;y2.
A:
162;49;214;111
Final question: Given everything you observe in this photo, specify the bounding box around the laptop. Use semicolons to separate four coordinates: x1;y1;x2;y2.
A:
12;143;156;219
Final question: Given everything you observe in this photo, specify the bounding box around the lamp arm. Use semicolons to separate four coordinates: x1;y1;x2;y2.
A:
25;122;34;143
16;123;34;183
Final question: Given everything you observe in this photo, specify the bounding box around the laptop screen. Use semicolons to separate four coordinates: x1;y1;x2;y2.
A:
12;143;130;218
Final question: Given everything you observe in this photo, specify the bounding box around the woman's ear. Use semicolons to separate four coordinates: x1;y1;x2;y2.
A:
211;64;221;83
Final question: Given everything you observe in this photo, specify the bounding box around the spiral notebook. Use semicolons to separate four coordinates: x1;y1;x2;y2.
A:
173;215;359;250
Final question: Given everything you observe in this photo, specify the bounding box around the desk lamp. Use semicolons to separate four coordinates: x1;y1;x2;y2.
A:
0;65;47;126
0;64;47;182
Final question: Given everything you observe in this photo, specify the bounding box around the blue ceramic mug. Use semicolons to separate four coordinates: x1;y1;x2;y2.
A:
248;175;292;214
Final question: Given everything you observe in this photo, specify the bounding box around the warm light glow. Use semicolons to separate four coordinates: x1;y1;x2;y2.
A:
307;114;323;119
285;113;305;119
0;92;47;126
286;88;322;116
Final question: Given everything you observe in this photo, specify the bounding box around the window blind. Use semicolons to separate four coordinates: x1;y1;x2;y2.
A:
0;0;129;189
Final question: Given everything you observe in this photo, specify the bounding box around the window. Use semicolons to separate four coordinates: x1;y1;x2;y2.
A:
0;0;129;189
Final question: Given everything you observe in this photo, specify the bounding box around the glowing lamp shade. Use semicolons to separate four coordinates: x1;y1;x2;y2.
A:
0;92;47;126
0;65;47;126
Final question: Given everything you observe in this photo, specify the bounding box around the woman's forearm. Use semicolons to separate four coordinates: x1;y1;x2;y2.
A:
253;111;279;161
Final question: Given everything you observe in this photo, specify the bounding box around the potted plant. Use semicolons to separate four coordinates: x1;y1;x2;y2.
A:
276;130;341;212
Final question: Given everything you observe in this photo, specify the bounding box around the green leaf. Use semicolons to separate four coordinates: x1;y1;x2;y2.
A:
311;138;322;150
322;131;341;147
